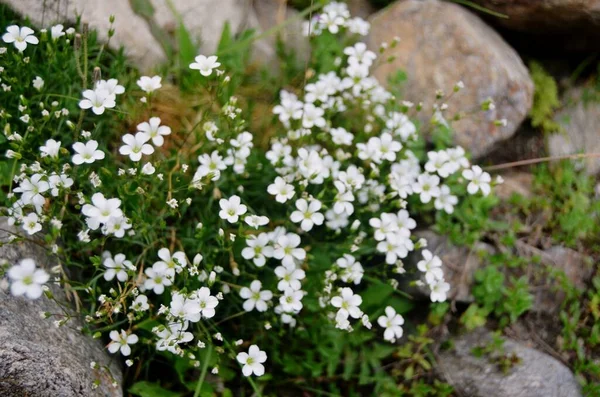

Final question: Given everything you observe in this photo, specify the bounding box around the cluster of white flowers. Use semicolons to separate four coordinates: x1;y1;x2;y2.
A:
0;9;498;381
303;2;370;36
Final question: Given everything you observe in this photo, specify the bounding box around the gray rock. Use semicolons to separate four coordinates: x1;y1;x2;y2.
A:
148;0;252;55
549;87;600;174
2;0;167;71
0;218;122;396
250;0;310;66
412;230;495;302
494;172;534;201
515;242;594;313
470;0;600;52
438;329;581;397
413;231;592;313
366;0;533;158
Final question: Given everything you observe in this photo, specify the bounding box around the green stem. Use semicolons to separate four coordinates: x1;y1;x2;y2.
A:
193;344;213;397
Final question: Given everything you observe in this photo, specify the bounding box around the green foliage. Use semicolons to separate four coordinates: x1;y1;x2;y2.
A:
559;275;600;393
129;381;182;397
529;61;561;133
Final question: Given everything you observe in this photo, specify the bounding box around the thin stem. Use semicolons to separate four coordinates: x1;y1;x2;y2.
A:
484;152;600;171
193;344;213;397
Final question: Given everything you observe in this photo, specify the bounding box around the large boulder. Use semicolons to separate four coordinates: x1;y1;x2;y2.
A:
1;0;300;71
412;230;495;302
0;218;123;396
148;0;252;55
438;329;581;397
367;0;533;158
2;0;166;71
412;230;592;313
470;0;600;52
549;87;600;175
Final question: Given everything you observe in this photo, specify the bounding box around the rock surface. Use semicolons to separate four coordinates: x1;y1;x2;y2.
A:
251;0;310;65
148;0;252;55
414;231;592;313
494;172;534;200
471;0;600;34
438;329;581;397
2;0;300;71
3;0;167;71
413;230;494;302
367;0;533;158
0;218;122;396
549;87;600;174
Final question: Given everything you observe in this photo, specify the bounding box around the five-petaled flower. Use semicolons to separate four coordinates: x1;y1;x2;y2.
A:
237;345;267;377
189;55;221;76
219;195;247;223
78;88;116;115
2;25;38;52
7;258;49;299
108;330;138;356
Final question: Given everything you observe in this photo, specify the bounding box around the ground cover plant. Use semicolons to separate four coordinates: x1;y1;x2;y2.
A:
1;2;598;396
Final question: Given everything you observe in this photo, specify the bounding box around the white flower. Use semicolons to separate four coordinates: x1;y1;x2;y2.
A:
7;258;49;299
50;24;65;40
417;250;444;285
32;76;44;90
273;233;305;267
377;306;404;343
144;262;173;295
141;162;156;175
2;25;39;52
219;195;247;223
301;103;326;129
336;254;364;285
192;287;219;318
137;117;171;147
376;232;413;264
119;132;154;162
195;151;227;181
72;140;105;165
103;216;132;238
267;177;295;203
21;212;42;235
40;139;61;158
236;345;267;377
434;185;458;214
78;88;116;115
330;127;354;145
240;280;273;312
430;279;450;302
13;173;49;212
137;75;162;93
274;263;305;291
107;330;138;356
279;288;303;312
331;287;362;319
344;42;376;66
170;292;202;322
290;198;324;232
103;253;133;282
155;247;187;274
462;165;492;196
189;55;221;76
244;215;269;229
412;173;441;204
241;233;274;267
95;79;125;97
81;192;123;230
130;295;149;311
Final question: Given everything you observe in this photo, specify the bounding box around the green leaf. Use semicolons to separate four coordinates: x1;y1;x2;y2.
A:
129;381;181;397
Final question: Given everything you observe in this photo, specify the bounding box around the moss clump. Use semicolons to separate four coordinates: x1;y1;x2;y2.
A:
529;61;561;134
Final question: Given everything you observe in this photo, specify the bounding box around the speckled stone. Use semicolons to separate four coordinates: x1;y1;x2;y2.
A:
0;217;123;396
